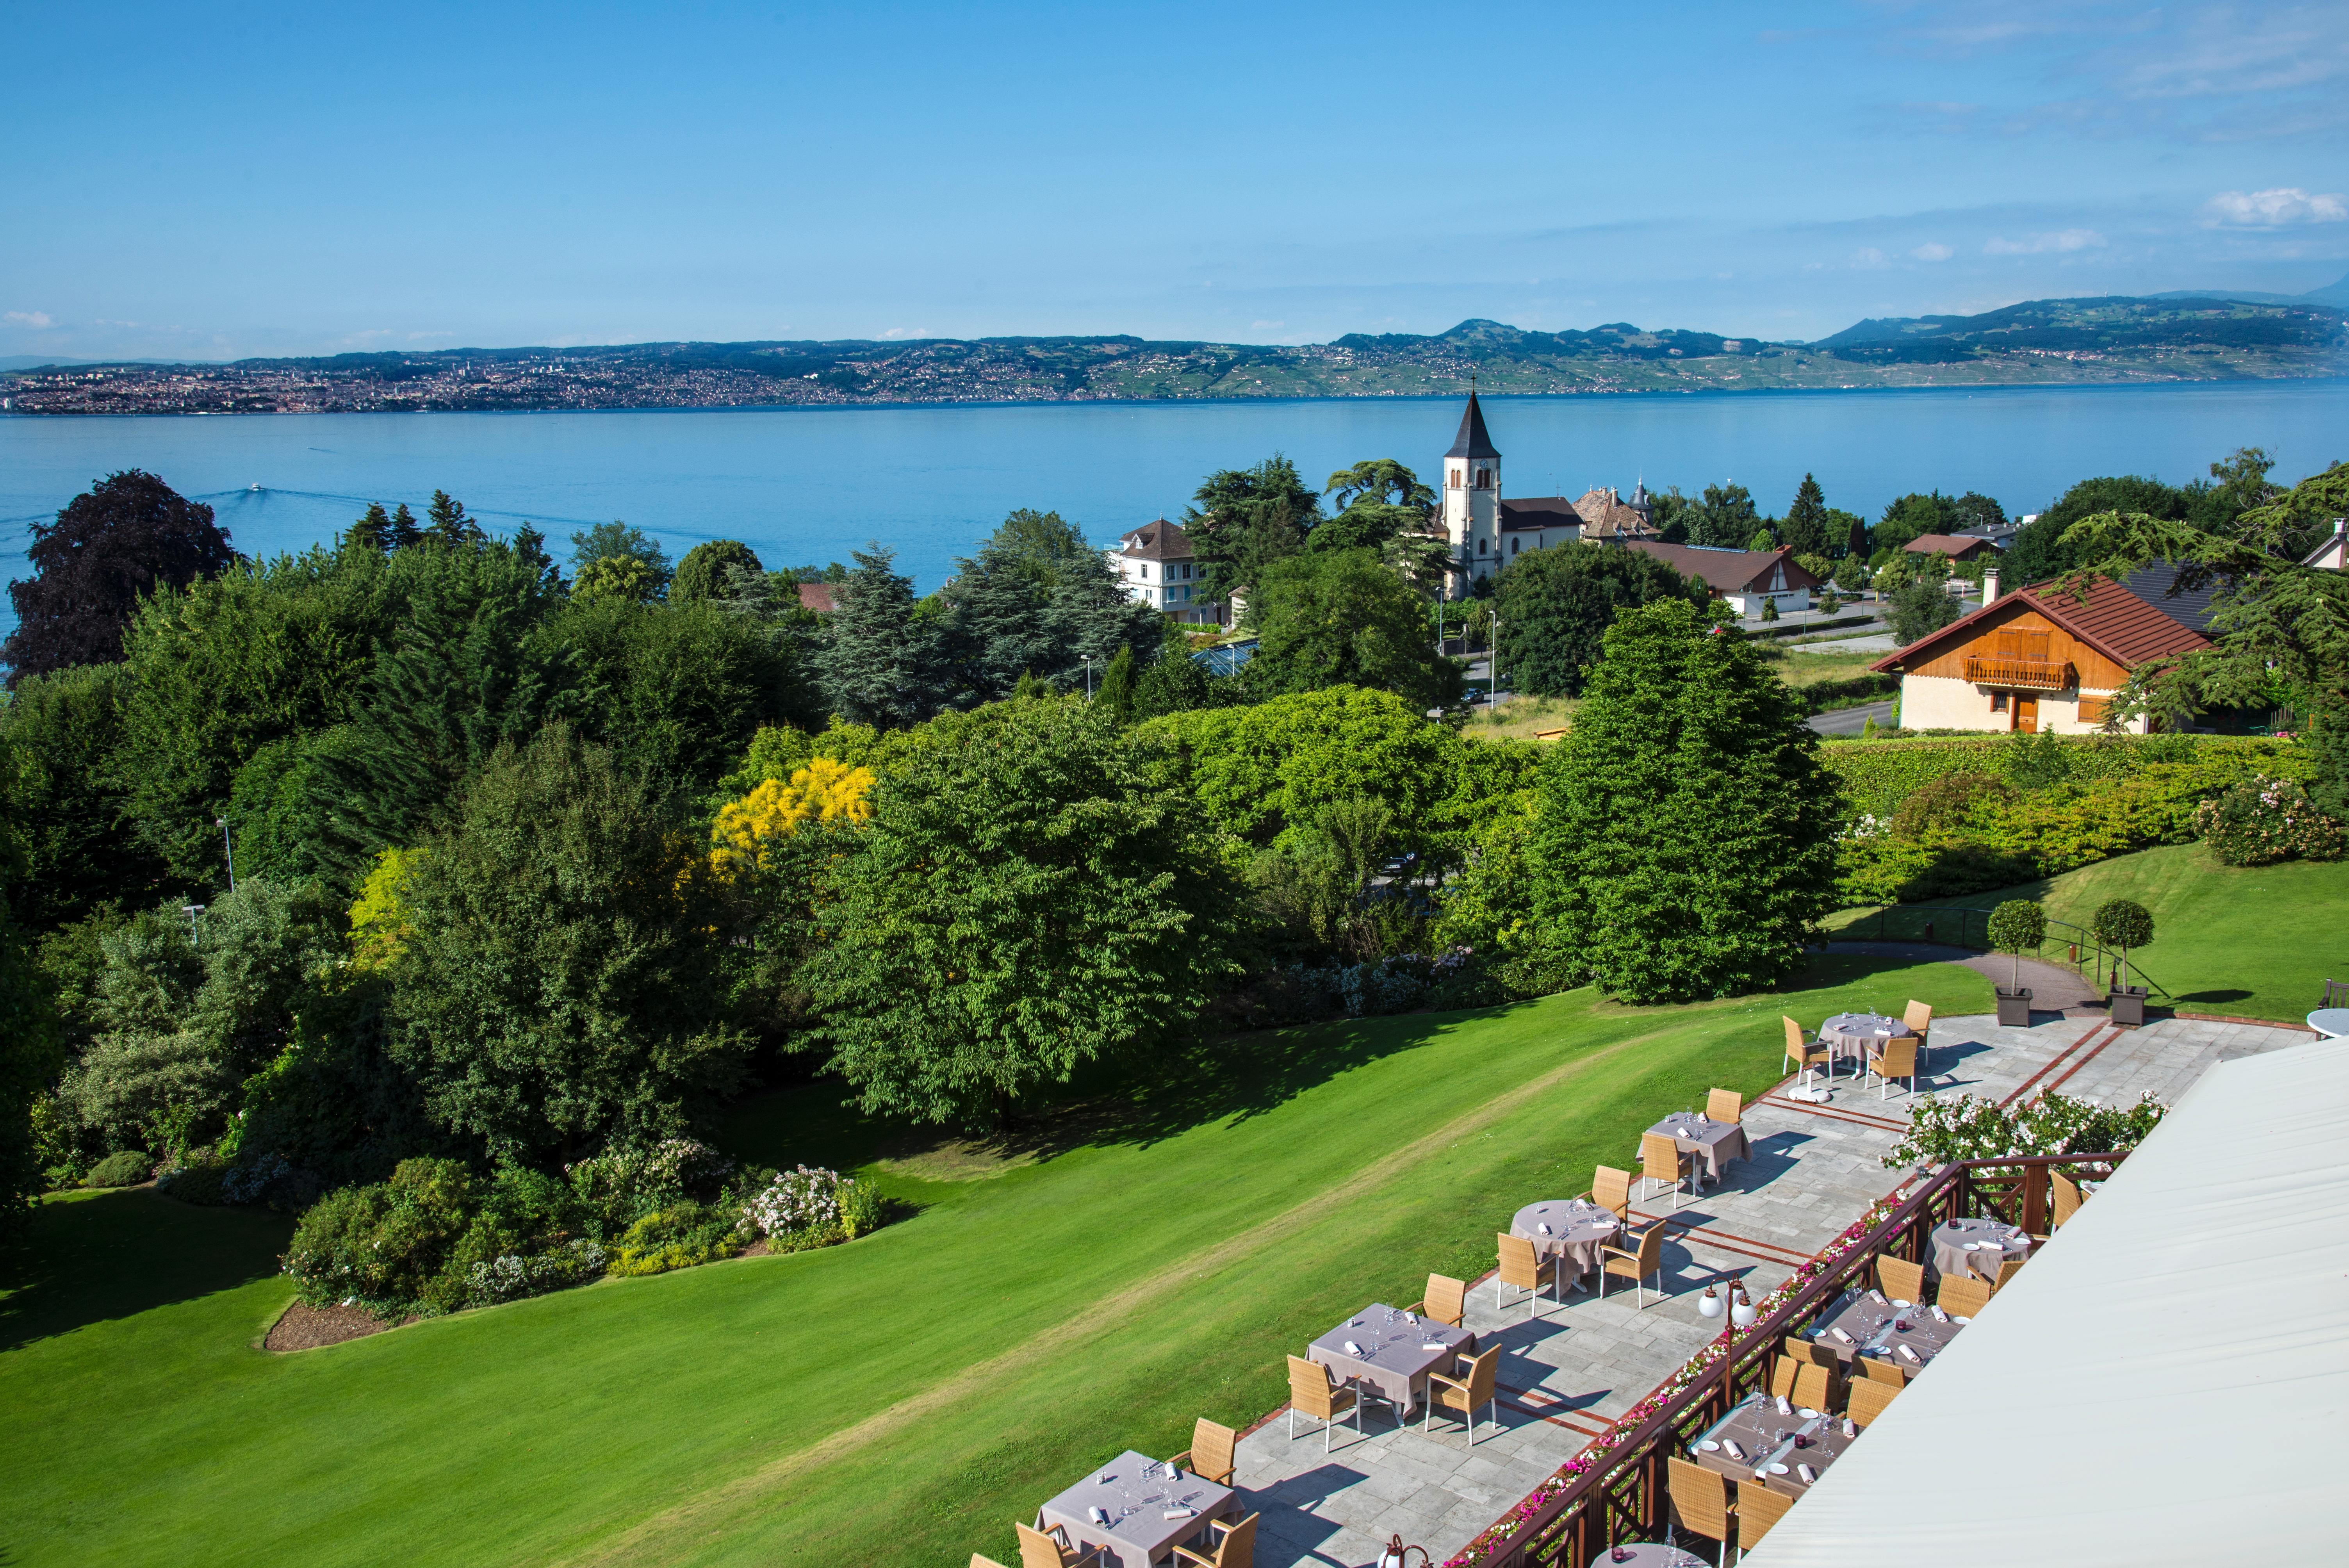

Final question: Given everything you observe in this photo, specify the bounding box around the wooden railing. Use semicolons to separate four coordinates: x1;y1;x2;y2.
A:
1477;1153;2125;1568
1961;655;2074;690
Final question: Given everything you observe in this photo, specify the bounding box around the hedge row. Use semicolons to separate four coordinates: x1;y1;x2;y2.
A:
1800;673;1901;714
1821;733;2307;816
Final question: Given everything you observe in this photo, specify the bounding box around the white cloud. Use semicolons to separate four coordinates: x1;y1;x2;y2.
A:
1852;247;1891;269
879;326;933;340
1911;242;1955;261
5;310;55;328
2201;187;2349;227
1984;228;2105;254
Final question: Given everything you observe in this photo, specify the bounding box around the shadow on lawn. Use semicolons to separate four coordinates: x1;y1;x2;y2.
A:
0;1188;293;1354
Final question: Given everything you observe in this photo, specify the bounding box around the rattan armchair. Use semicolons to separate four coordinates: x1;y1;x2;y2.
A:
1171;1512;1256;1568
1706;1087;1744;1125
1792;1359;1837;1413
1858;1353;1907;1387
1598;1221;1666;1308
1495;1231;1563;1317
1666;1456;1739;1568
1590;1165;1636;1224
1938;1274;1992;1318
1903;999;1934;1062
1171;1417;1237;1486
1640;1131;1697;1208
1408;1273;1467;1330
1867;1036;1920;1099
2050;1170;2084;1231
1848;1376;1901;1428
1736;1481;1793;1548
1875;1255;1925;1304
1284;1356;1362;1452
1991;1254;2028;1293
1017;1522;1105;1568
1424;1344;1500;1446
1783;1015;1834;1080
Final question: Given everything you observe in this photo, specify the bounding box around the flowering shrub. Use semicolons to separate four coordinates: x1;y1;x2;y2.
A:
565;1138;734;1221
467;1240;607;1304
1882;1089;2165;1170
709;757;875;880
736;1165;889;1249
2196;775;2344;866
608;1203;742;1276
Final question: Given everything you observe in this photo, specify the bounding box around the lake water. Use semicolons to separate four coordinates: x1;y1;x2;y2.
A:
4;378;2345;637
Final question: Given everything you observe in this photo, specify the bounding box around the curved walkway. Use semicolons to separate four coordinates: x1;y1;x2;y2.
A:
1825;940;2104;1012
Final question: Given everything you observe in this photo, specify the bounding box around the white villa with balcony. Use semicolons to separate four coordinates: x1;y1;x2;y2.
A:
1108;518;1224;625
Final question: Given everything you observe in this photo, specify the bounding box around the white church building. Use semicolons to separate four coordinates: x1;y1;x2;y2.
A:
1439;392;1657;591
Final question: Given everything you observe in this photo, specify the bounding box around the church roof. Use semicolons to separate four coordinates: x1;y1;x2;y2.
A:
1445;394;1500;460
1573;488;1657;539
1500;497;1583;532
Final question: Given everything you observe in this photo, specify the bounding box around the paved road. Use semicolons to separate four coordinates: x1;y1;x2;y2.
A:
1807;698;1898;736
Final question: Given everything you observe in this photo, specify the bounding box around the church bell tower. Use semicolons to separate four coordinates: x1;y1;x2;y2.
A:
1441;391;1501;592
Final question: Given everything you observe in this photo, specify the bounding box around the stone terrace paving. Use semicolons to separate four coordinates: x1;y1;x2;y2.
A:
1223;999;2310;1568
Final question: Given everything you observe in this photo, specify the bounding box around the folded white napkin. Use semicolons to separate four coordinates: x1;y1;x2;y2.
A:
1869;1289;1886;1303
1843;1418;1858;1438
1798;1464;1817;1484
1089;1506;1109;1524
1831;1327;1854;1343
1163;1509;1194;1521
1343;1340;1363;1356
1538;1222;1552;1235
1723;1440;1747;1460
1930;1306;1948;1322
1775;1394;1793;1415
1898;1343;1921;1362
1421;1342;1447;1351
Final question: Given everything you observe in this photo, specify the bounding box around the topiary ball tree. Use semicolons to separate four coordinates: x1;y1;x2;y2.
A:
671;538;762;605
1986;898;2046;992
2091;898;2155;991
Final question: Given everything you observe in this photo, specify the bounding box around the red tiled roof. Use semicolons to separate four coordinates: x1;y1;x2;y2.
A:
797;581;837;613
1868;574;2212;674
1624;540;1821;594
1903;533;1996;559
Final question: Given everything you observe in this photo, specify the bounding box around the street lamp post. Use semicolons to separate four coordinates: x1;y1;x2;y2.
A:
1082;655;1094;699
183;904;207;948
217;816;236;893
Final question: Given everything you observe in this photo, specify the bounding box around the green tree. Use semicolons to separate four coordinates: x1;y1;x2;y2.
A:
1526;599;1840;1001
1185;454;1322;604
1324;458;1435;510
808;698;1238;1125
569;521;672;597
1685;482;1759;549
571;554;661;604
1745;526;1779;553
1492;541;1709;697
1132;625;1228;720
1887;552;1959;644
815;546;953;728
1836;508;1869;559
2007;475;2190;588
425;491;486;548
1245;548;1461;710
0;742;62;1233
1875;492;1962;555
1953;491;2009;536
2090;898;2154;992
1986;899;2046;992
387;725;748;1165
1098;644;1137;723
1781;474;1831;558
0;663;164;927
941;519;1158;703
670;540;763;605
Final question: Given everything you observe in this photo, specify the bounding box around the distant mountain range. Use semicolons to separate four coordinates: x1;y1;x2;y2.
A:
4;287;2343;414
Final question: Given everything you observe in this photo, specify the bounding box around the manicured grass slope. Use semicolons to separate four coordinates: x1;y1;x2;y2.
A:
1;957;1988;1568
1843;843;2349;1023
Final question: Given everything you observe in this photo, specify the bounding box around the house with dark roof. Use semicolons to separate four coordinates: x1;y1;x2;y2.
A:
1437;393;1651;586
1108;518;1223;625
1868;571;2213;734
1903;533;2000;564
1623;540;1820;617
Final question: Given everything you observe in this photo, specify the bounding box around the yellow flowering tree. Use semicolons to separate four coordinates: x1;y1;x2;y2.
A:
348;846;427;971
709;757;874;880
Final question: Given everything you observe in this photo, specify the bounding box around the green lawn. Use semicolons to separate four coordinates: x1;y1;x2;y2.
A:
1;954;1988;1568
1831;843;2349;1023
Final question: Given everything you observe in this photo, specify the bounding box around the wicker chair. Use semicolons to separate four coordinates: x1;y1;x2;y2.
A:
1848;1376;1901;1428
1736;1481;1793;1548
1939;1274;1993;1318
1875;1255;1925;1304
1598;1221;1666;1308
1666;1456;1739;1568
1791;1360;1837;1413
1706;1088;1744;1125
1171;1513;1256;1568
1590;1165;1636;1224
1424;1345;1501;1446
2050;1171;2084;1231
1903;999;1934;1063
1991;1254;2028;1294
1768;1354;1801;1401
1859;1354;1907;1387
1640;1131;1697;1208
1285;1356;1361;1452
1495;1232;1563;1317
1408;1273;1468;1330
1782;1334;1838;1368
1171;1417;1237;1486
1017;1522;1105;1568
1867;1036;1920;1099
1783;1015;1835;1079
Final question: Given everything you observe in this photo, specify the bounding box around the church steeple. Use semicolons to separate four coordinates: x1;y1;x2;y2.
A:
1440;391;1502;591
1446;391;1500;460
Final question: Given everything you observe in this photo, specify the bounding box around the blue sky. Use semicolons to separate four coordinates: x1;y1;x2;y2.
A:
2;0;2343;361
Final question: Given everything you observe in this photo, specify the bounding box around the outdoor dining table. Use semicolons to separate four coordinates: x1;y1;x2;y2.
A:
1645;1110;1748;1185
1308;1302;1475;1418
1819;1012;1914;1077
1037;1450;1239;1568
1931;1216;2032;1282
1800;1286;1964;1379
1690;1390;1859;1498
1586;1546;1705;1568
1512;1198;1623;1285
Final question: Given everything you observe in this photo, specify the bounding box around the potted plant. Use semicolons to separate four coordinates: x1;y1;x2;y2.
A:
2092;898;2155;1025
1985;898;2044;1026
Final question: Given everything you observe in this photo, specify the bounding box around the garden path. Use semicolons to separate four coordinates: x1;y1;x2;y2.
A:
1226;1005;2308;1568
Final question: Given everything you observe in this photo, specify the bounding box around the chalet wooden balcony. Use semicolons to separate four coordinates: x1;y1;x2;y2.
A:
1964;655;2074;690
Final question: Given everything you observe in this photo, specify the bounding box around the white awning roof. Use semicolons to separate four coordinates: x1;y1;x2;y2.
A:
1743;1035;2349;1567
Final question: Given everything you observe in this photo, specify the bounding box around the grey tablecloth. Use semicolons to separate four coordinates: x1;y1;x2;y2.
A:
1820;1012;1914;1074
1309;1303;1474;1417
1932;1217;2031;1282
1645;1113;1749;1183
1587;1547;1705;1568
1039;1450;1237;1568
1691;1392;1858;1497
1802;1287;1963;1378
1513;1199;1623;1281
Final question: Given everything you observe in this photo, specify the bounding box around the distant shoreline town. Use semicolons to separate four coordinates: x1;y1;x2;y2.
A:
4;292;2344;417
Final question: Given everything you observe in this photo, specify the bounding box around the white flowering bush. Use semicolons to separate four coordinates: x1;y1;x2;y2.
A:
736;1165;888;1249
565;1137;734;1218
466;1240;608;1305
2196;775;2344;866
1883;1089;2166;1170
